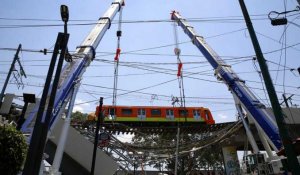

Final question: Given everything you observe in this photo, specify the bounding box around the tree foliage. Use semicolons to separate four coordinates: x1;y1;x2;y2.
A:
71;111;88;123
131;132;224;174
0;125;28;175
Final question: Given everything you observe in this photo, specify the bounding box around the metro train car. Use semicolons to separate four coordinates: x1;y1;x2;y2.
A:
93;105;215;124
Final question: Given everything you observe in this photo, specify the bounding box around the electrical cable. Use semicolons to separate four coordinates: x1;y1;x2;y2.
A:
1;40;299;62
0;13;283;22
282;0;288;94
0;15;281;29
1;37;299;64
80;85;98;100
252;58;271;106
10;73;299;102
256;29;300;52
93;58;221;83
3;12;300;30
2;66;299;96
74;78;179;106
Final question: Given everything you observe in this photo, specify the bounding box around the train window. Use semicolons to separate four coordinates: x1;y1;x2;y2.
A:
122;108;132;115
151;109;161;116
138;109;146;115
166;109;174;119
204;110;210;120
166;109;174;116
108;108;116;119
193;110;200;120
138;109;146;120
193;110;200;116
179;109;188;117
109;108;115;115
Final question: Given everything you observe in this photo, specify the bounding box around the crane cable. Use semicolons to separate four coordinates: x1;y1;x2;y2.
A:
173;19;187;175
173;21;186;109
112;2;124;108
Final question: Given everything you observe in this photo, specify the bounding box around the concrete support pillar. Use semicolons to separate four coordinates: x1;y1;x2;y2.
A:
222;146;240;175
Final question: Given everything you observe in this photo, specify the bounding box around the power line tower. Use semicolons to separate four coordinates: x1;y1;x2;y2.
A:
0;44;26;107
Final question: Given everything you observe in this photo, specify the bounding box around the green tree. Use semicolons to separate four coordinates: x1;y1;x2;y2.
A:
71;111;88;123
131;132;224;174
0;125;28;175
197;145;224;172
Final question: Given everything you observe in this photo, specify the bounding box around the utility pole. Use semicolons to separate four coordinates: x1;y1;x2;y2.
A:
90;97;104;175
0;44;22;107
238;0;300;174
174;126;180;175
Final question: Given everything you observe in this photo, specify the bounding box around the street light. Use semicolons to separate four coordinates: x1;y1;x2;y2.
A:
60;5;69;23
60;5;72;62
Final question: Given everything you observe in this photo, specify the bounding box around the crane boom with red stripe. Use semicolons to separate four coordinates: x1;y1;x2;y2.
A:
171;11;282;150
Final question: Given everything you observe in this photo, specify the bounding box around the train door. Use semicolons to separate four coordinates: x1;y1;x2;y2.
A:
166;109;174;120
193;109;201;120
205;110;209;120
108;108;116;120
138;108;146;120
178;109;188;122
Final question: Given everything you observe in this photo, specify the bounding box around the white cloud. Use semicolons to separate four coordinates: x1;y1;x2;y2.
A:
72;99;91;113
72;105;84;113
218;113;228;119
215;113;233;123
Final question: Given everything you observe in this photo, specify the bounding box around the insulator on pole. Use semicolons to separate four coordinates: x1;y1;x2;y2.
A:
43;49;47;55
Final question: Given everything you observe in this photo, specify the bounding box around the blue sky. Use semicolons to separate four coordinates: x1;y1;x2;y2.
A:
0;0;300;124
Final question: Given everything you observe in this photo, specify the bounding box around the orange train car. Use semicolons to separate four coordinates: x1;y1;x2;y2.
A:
94;105;215;124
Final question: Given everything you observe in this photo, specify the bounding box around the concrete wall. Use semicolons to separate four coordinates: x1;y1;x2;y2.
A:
49;118;118;174
267;108;300;124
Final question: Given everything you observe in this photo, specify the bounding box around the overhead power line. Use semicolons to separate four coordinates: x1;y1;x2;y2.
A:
2;80;299;105
2;13;300;29
0;14;273;25
1;40;299;62
1;12;299;23
0;14;268;21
